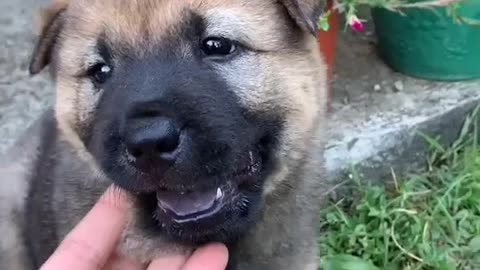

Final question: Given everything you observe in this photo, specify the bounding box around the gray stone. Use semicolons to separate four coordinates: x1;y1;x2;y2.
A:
393;80;404;92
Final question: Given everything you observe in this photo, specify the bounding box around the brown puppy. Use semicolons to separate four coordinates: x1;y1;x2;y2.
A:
0;0;328;269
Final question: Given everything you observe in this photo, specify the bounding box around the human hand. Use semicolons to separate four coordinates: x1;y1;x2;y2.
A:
40;185;229;270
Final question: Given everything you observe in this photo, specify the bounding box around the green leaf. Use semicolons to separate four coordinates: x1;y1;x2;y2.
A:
321;254;379;270
368;208;381;217
417;131;445;154
317;11;331;32
468;236;480;253
319;20;330;32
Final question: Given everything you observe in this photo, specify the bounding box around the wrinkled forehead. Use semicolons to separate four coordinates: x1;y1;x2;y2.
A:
64;0;292;52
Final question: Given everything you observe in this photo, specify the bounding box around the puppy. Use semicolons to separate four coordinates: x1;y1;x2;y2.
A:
0;0;329;269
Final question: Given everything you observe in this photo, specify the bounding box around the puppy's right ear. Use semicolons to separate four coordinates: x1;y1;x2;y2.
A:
29;0;68;75
279;0;327;36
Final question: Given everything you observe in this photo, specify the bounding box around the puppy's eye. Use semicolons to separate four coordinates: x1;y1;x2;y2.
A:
201;37;237;56
87;63;112;84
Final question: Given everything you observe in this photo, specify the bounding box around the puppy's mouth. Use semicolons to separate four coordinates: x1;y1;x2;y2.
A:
152;149;263;224
155;187;224;223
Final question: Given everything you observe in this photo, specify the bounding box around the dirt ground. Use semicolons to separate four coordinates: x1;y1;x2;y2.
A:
0;0;52;152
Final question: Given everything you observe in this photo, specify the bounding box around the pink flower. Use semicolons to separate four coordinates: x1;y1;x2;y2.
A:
348;15;364;33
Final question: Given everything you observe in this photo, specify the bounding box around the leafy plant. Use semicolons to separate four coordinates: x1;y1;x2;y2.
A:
317;0;479;32
319;106;480;270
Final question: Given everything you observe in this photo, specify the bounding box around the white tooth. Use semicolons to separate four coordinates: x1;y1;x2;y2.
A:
216;188;223;199
249;151;254;163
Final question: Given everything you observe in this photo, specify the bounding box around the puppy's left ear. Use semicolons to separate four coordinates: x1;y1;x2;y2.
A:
29;0;69;75
279;0;327;35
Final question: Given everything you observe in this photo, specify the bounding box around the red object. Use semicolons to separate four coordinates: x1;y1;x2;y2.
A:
316;0;338;108
348;15;365;32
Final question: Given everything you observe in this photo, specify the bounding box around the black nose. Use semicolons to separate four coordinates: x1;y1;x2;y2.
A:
124;117;181;171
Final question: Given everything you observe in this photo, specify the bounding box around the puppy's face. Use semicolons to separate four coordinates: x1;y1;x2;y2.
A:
31;0;327;246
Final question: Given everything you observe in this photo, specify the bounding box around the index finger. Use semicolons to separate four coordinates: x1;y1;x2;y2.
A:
147;243;229;270
40;185;132;270
181;243;229;270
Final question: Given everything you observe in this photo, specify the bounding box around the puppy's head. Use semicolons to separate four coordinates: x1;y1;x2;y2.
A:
30;0;327;247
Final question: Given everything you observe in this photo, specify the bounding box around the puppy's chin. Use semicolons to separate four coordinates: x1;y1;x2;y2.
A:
116;217;194;264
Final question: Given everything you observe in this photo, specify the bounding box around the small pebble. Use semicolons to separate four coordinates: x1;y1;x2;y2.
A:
374;84;382;92
393;81;404;92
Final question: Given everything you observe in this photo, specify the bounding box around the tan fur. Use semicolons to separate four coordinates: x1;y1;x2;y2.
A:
34;0;68;35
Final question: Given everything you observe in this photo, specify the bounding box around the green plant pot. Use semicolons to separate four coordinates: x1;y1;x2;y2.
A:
371;1;480;81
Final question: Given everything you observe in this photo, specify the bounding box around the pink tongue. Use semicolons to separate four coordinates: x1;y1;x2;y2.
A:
156;189;217;217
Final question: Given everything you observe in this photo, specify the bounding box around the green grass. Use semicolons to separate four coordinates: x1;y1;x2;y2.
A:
319;107;480;270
